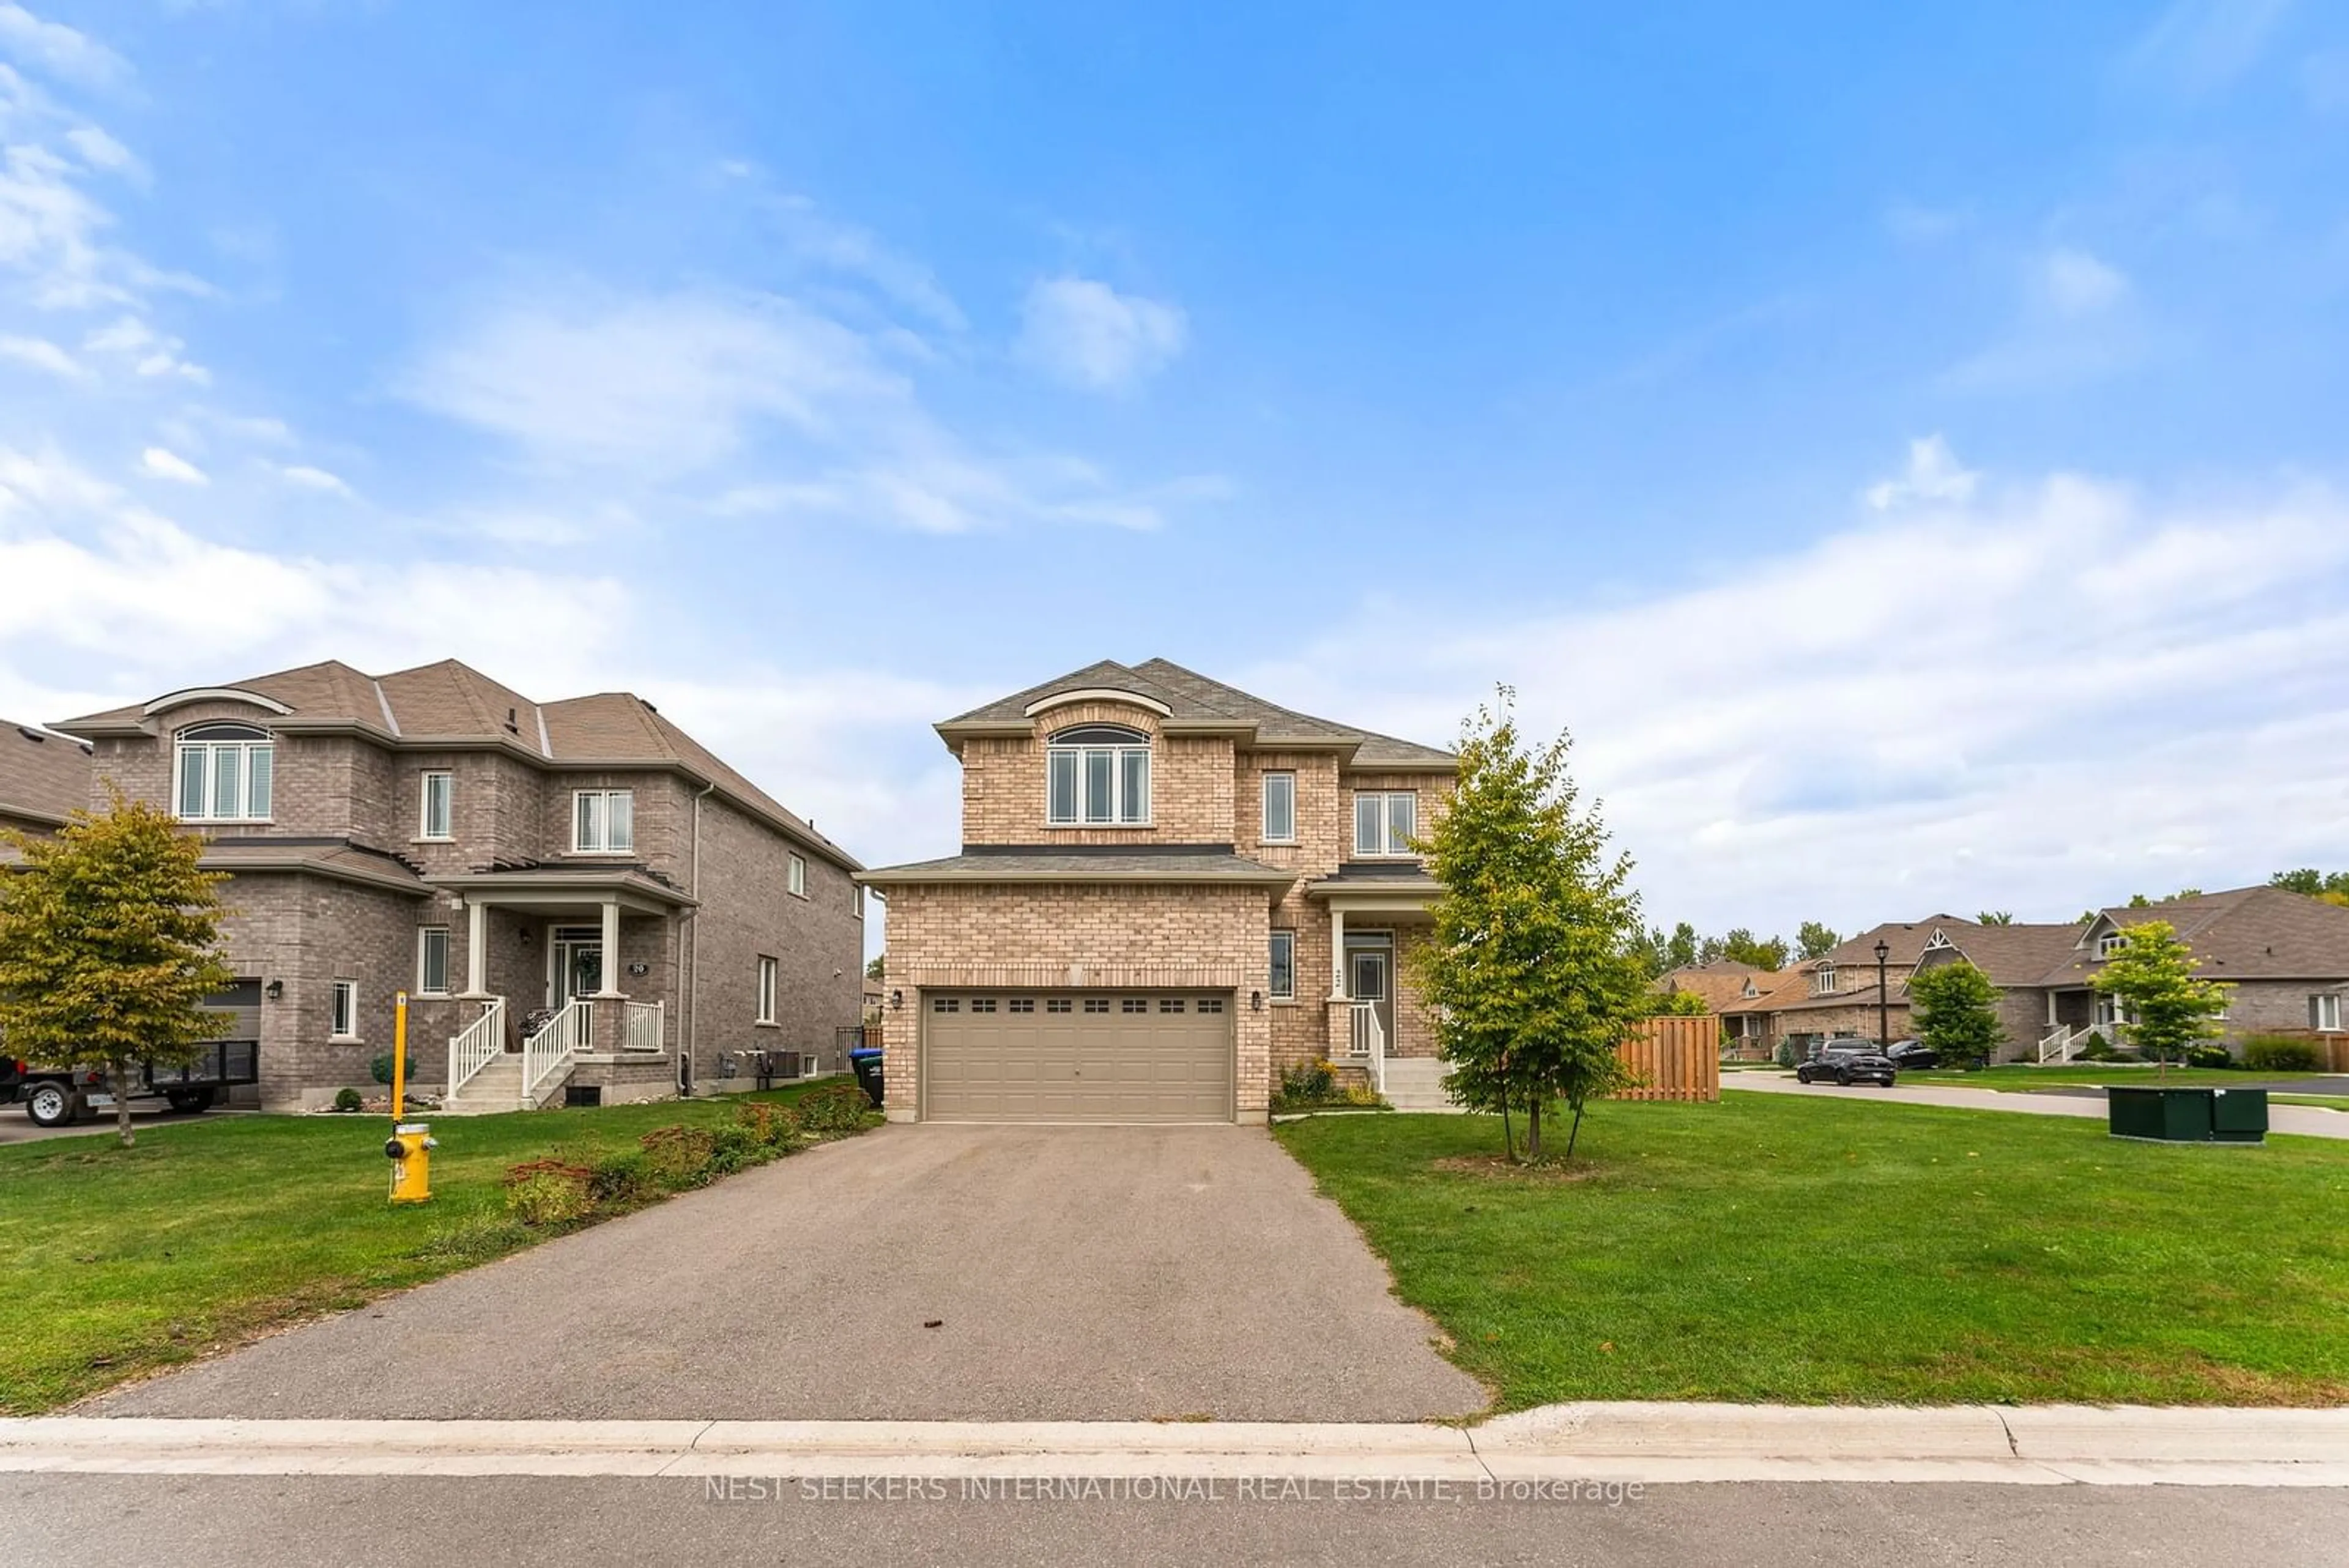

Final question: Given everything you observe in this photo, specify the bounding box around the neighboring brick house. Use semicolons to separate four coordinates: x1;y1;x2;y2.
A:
0;719;94;850
859;659;1457;1123
55;660;864;1110
1658;961;1791;1058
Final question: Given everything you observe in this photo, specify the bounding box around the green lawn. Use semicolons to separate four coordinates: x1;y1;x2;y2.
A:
0;1084;847;1414
1893;1065;2341;1090
1275;1096;2349;1410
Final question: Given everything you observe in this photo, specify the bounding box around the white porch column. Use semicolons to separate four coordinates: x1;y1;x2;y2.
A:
1329;904;1348;1000
462;897;489;998
596;897;625;997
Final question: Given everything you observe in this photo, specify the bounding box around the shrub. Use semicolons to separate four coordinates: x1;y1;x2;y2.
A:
639;1124;719;1188
706;1122;763;1175
796;1080;881;1135
735;1099;805;1151
369;1053;397;1085
1280;1058;1338;1104
503;1159;594;1227
409;1209;533;1265
2079;1031;2109;1057
2244;1036;2324;1073
587;1149;656;1207
331;1087;364;1113
2185;1044;2235;1069
1773;1039;1797;1068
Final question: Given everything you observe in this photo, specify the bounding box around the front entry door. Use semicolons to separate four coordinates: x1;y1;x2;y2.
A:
551;927;603;1009
1349;946;1392;1057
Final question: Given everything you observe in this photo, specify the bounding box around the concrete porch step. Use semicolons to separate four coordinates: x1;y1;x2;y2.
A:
1380;1056;1453;1112
440;1055;566;1115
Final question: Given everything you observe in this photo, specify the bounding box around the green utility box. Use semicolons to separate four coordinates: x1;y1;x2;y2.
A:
2210;1087;2269;1144
2107;1085;2266;1145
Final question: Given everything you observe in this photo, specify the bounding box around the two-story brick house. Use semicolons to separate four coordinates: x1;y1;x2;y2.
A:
56;659;865;1110
859;660;1457;1123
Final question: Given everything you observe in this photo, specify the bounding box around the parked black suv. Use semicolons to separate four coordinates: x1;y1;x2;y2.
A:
1795;1042;1898;1086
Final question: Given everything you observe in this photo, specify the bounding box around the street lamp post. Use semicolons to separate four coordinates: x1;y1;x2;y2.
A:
1874;939;1891;1047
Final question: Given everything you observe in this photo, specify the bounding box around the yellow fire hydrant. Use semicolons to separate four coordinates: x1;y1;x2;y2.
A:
387;1122;436;1203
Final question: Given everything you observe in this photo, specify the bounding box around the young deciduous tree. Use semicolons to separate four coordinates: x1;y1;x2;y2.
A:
1976;910;2016;926
0;793;233;1148
1718;927;1791;970
1795;921;1841;961
1409;693;1647;1162
2090;921;2232;1075
1644;986;1710;1017
1907;960;2003;1069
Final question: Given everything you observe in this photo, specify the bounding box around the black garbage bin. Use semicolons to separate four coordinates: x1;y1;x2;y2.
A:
848;1047;885;1108
2107;1085;2214;1142
2210;1087;2269;1144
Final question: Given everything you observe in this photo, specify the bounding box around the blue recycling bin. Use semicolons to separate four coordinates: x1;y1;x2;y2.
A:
848;1047;885;1108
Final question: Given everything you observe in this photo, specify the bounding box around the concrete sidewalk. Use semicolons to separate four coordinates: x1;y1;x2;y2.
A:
7;1405;2348;1487
1727;1073;2349;1139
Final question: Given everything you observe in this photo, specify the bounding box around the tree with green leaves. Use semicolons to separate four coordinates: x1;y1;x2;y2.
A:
1976;910;2015;926
2127;888;2202;908
1718;927;1791;970
0;793;234;1148
1409;691;1647;1162
1794;921;1840;961
1907;959;2003;1069
2271;869;2349;908
1644;986;1710;1017
2091;921;2232;1075
865;954;885;980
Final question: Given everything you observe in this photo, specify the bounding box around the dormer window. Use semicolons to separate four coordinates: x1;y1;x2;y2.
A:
1046;725;1149;826
174;723;273;823
1813;964;1838;996
2096;931;2126;959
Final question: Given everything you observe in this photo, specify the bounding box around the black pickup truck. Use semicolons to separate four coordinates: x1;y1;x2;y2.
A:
2;1039;262;1126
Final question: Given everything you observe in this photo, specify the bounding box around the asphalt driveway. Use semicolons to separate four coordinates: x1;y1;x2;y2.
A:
89;1124;1485;1423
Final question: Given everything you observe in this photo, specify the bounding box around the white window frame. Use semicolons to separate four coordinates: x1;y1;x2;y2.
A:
2314;994;2343;1033
418;770;454;841
2096;931;2126;959
1261;771;1297;845
173;726;275;824
1045;729;1151;827
417;927;451;997
1352;791;1417;857
789;853;807;899
1269;930;1296;1001
1814;964;1838;997
329;979;359;1041
755;956;779;1025
572;789;635;854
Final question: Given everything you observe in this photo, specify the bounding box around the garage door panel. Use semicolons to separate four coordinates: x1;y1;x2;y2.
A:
925;991;1233;1123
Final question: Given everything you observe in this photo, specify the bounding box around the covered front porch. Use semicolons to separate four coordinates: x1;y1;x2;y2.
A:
431;868;697;1111
1306;867;1441;1104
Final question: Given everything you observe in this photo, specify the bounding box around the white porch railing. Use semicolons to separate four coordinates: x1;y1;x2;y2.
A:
447;1000;506;1098
623;1000;664;1053
1350;1001;1387;1093
2038;1024;2078;1064
521;999;590;1107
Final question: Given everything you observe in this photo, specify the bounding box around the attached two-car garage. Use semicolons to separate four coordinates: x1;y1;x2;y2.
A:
921;991;1234;1123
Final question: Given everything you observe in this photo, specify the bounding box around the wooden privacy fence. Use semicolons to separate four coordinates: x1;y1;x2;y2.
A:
1611;1014;1721;1102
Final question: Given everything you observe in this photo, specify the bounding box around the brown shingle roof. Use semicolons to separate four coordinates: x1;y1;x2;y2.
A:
1665;965;1797;1014
0;721;92;827
54;660;858;871
940;657;1456;769
2042;887;2349;985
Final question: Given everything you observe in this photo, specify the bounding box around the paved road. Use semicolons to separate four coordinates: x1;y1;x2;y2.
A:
7;1474;2343;1567
1727;1074;2349;1139
89;1124;1484;1422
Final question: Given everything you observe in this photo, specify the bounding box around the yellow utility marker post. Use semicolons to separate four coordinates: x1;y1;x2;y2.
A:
386;990;435;1203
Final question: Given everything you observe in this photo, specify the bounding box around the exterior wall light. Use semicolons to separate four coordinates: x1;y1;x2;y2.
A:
264;979;284;1000
1250;990;1264;1011
890;989;904;1011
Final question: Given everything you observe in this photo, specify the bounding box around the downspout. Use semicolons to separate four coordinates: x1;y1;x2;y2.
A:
683;777;716;1097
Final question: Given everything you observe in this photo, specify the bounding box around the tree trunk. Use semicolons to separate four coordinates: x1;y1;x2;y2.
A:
1499;1087;1515;1162
1565;1097;1587;1159
108;1057;135;1149
1524;1095;1542;1162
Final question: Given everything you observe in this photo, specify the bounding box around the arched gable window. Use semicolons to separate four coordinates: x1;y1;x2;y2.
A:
175;723;274;823
1812;962;1838;996
1047;724;1149;826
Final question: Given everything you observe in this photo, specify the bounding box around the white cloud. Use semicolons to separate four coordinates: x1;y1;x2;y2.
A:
2039;246;2131;316
138;445;206;485
0;4;130;92
1254;460;2349;935
276;463;352;497
1863;434;1978;510
1882;201;1967;243
0;330;81;377
754;184;967;333
62;123;139;180
83;314;208;382
2124;0;2296;95
1016;275;1188;392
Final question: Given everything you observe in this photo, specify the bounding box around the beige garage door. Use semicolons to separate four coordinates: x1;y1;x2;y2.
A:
923;992;1234;1123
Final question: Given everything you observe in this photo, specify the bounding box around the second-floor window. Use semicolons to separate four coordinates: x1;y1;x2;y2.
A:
1813;964;1838;995
1047;725;1149;826
2096;931;2126;958
573;789;635;854
1261;771;1296;844
1353;790;1416;856
174;723;273;823
419;771;453;840
789;853;807;897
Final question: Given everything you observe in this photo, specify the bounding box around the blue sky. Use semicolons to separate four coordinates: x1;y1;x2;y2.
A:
2;1;2347;945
